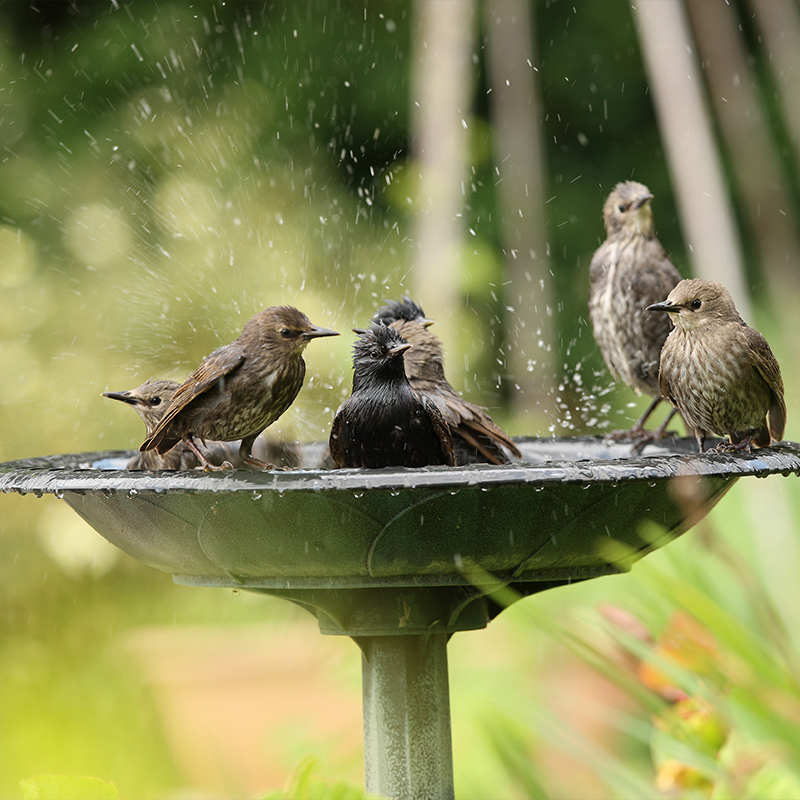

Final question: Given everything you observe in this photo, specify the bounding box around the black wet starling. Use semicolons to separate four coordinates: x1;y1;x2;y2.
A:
329;323;456;469
372;297;520;465
140;306;338;470
589;181;683;446
647;279;785;453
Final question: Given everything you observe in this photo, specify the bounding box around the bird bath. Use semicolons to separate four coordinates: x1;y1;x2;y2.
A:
3;436;800;799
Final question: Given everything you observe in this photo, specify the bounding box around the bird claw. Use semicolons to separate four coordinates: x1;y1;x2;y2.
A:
714;440;752;454
202;460;234;472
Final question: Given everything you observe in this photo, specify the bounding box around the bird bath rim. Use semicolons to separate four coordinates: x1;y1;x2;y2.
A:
2;436;799;496
3;436;799;602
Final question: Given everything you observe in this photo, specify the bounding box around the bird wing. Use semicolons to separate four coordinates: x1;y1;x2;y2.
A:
625;250;682;350
455;404;521;459
328;406;348;468
414;378;520;462
745;327;786;443
421;394;456;466
141;344;247;452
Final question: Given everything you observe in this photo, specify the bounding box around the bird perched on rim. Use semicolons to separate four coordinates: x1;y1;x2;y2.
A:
647;279;785;453
104;379;299;470
589;180;683;448
140;306;339;471
329;323;456;469
104;379;206;470
372;297;520;465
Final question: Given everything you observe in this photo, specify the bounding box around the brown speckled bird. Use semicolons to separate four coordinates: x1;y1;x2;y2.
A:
372;297;520;465
647;279;785;453
104;379;294;470
589;181;683;447
329;323;455;469
140;306;338;470
104;379;203;470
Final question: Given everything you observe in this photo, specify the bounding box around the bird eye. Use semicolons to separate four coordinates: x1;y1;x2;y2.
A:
150;397;162;406
281;328;294;338
690;299;702;310
370;348;382;359
618;203;628;213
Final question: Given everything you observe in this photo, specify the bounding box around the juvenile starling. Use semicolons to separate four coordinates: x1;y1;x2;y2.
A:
647;279;785;453
329;323;456;469
589;181;683;446
104;379;250;470
104;380;202;470
140;306;338;470
372;297;521;465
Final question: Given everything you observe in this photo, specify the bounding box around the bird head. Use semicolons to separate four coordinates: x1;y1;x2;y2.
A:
373;296;434;328
103;379;181;432
351;323;412;389
252;305;339;354
646;279;744;330
603;180;655;238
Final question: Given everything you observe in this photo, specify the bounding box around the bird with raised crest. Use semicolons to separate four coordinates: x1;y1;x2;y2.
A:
329;323;456;469
372;297;520;465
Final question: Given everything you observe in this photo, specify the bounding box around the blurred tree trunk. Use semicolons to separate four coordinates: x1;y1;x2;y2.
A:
748;0;800;177
633;0;751;318
686;0;800;305
484;0;555;420
409;0;475;348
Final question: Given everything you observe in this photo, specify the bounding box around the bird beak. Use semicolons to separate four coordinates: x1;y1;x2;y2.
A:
420;317;435;328
646;300;679;313
632;193;654;211
388;342;413;357
102;391;138;405
302;326;340;339
352;328;367;335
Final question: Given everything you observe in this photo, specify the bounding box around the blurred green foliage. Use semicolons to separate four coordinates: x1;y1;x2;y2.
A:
0;1;799;798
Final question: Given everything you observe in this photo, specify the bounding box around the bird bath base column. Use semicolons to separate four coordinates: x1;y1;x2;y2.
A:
242;584;497;800
360;634;453;800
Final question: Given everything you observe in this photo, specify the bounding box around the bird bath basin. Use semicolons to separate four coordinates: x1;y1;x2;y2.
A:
3;436;800;799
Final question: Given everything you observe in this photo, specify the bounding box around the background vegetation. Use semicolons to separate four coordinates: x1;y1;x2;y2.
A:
1;1;799;798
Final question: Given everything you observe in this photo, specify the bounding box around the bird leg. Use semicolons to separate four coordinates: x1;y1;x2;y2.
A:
185;436;233;471
605;395;663;444
629;407;680;455
239;435;278;471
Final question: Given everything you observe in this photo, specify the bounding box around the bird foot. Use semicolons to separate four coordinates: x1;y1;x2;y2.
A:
202;460;234;472
603;428;640;443
629;431;658;456
244;456;280;471
629;427;679;455
714;439;752;454
603;425;649;446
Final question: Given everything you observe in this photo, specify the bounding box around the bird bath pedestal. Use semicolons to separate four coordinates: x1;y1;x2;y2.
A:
3;437;800;800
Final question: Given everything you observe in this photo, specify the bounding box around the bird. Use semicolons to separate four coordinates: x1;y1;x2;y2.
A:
329;322;456;469
588;180;683;448
104;379;206;470
371;297;520;465
104;379;298;470
139;306;339;471
647;279;785;453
